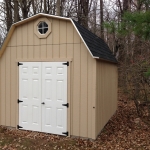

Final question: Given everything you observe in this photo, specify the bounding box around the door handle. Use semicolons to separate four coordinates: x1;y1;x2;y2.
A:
41;102;45;104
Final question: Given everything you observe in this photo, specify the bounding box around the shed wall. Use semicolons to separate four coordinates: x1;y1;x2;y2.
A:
95;60;118;137
0;18;96;139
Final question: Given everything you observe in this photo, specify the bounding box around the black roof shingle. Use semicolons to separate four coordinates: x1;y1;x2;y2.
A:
72;20;117;63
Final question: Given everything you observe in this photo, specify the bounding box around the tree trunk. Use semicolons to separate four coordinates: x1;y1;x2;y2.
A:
13;0;20;23
5;0;13;31
100;0;104;39
56;0;60;16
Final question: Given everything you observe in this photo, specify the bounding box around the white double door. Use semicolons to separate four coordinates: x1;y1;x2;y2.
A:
19;62;67;135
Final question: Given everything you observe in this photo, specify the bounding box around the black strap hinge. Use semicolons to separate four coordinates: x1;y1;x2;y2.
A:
18;99;23;103
62;62;69;66
62;131;68;136
18;62;23;66
17;125;23;129
62;103;69;108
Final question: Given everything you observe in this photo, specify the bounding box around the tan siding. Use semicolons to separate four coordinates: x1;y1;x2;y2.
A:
72;44;80;136
0;56;2;124
40;45;47;58
53;45;59;58
22;24;28;46
17;46;22;59
60;44;66;58
67;22;73;43
5;48;11;126
28;46;34;59
10;47;17;127
22;46;28;59
87;54;94;138
96;61;118;137
10;30;17;47
34;46;40;59
0;18;97;139
17;26;22;46
74;28;80;43
80;43;88;137
67;44;73;58
47;45;53;58
27;22;34;45
41;38;46;45
0;51;6;125
53;19;60;44
91;60;97;139
60;21;67;44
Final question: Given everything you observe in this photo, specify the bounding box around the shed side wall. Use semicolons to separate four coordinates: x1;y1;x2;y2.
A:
0;18;96;139
96;60;118;137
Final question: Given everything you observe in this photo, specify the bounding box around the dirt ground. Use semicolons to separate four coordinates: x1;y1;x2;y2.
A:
0;92;150;150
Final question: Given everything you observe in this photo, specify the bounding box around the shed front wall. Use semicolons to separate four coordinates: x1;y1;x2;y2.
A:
0;17;96;139
96;60;118;137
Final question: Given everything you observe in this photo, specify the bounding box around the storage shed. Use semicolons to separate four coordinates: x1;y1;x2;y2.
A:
0;13;118;139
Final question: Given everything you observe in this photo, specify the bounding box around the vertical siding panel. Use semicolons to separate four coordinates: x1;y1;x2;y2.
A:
67;44;73;58
66;44;73;134
47;45;53;58
34;46;40;59
60;21;67;44
27;22;34;45
28;46;34;59
22;46;28;59
87;55;93;138
10;47;17;127
0;53;6;125
5;48;11;126
96;61;118;137
53;45;59;58
16;26;22;46
0;59;2;124
10;30;17;47
74;28;80;43
67;22;73;43
47;18;53;45
60;44;66;58
72;44;80;136
34;34;40;46
17;47;22;59
100;63;103;132
53;19;60;44
80;43;88;137
22;24;28;46
40;45;47;58
41;39;46;45
92;60;97;139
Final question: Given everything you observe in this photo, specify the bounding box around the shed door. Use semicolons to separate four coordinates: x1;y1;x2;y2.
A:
19;62;42;131
41;62;67;135
19;62;67;135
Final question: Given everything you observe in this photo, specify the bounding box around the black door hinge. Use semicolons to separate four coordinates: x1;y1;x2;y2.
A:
62;131;68;136
17;125;23;129
62;62;69;66
18;99;23;103
62;103;69;108
18;62;23;66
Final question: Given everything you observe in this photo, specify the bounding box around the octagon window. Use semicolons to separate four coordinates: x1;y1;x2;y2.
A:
38;22;48;34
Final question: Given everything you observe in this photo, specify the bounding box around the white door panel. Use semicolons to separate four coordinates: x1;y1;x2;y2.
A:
42;62;67;135
19;62;67;136
19;62;42;131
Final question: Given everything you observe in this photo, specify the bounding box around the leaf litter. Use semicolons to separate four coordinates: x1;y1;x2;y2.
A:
0;91;150;149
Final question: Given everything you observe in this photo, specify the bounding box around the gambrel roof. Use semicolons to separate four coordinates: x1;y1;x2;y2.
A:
73;20;117;63
0;13;117;63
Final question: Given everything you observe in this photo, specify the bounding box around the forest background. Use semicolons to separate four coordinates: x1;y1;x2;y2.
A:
0;0;150;123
